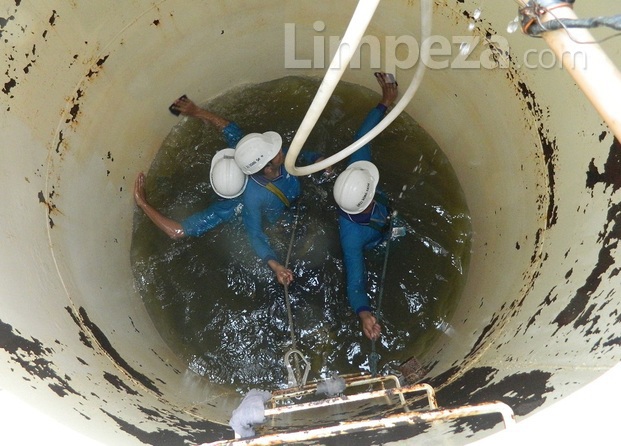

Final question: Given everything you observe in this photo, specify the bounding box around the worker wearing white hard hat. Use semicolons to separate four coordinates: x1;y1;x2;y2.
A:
134;148;246;239
134;95;250;239
334;72;398;341
234;132;283;175
210;148;248;199
234;130;328;286
333;161;380;215
169;94;328;286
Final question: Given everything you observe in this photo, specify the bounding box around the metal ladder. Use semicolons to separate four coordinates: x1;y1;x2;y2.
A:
204;373;515;445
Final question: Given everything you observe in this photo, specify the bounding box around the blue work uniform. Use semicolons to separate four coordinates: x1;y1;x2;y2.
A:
338;104;392;315
180;122;245;237
242;148;322;264
181;198;243;237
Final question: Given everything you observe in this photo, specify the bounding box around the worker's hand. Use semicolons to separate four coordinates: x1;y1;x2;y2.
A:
268;260;294;286
359;311;382;341
313;157;337;183
375;72;398;107
171;95;200;117
134;172;147;208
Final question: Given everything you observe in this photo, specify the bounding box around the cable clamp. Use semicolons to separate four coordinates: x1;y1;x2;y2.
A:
519;1;575;36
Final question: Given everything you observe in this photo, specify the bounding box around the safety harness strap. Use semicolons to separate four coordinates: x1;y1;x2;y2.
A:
367;192;392;233
251;173;291;208
265;182;291;208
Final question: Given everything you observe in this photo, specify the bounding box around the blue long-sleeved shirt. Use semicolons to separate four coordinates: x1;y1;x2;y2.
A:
179;122;245;237
222;122;245;149
181;198;243;237
338;104;391;314
242;148;322;263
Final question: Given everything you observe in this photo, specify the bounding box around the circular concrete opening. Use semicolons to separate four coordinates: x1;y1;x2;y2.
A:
1;1;620;444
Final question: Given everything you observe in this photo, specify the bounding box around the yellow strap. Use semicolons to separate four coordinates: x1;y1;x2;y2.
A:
265;182;290;207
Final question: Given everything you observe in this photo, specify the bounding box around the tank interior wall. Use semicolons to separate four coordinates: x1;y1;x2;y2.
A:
1;1;620;444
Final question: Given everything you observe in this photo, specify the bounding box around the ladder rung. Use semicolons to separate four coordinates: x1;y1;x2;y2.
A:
265;383;437;416
269;374;404;405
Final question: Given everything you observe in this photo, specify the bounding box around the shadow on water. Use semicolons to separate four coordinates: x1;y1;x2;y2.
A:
130;76;472;393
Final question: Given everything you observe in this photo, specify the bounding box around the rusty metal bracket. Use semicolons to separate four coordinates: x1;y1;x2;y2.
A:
283;349;310;388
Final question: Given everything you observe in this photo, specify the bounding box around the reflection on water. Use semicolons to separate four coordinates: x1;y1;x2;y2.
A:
131;76;472;393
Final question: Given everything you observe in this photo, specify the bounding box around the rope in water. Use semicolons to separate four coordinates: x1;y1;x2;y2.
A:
369;211;396;377
283;204;302;381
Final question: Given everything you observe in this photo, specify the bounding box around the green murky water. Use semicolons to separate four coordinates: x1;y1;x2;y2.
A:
130;76;472;393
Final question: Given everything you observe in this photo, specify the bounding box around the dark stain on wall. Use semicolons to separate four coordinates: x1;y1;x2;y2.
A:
467;313;500;359
515;81;558;228
37;189;59;229
77;306;164;396
320;422;431;446
67;102;80;123
140;404;232;440
64;89;84;125
553;201;621;331
531;228;543;263
0;14;15;40
149;347;183;375
48;10;58;26
0;318;81;398
2;78;16;95
524;285;556;334
3;5;56;106
428;365;552;432
104;371;139;396
102;410;189;446
587;138;621;194
553;138;621;330
102;406;230;446
87;54;110;78
538;123;559;227
96;55;109;67
604;336;621;348
56;129;64;153
64;306;94;348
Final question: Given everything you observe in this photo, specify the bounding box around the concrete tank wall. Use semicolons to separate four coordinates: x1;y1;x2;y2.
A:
1;1;620;444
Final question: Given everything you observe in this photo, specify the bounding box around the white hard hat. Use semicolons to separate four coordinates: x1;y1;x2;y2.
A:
333;161;379;214
210;148;248;198
234;131;282;175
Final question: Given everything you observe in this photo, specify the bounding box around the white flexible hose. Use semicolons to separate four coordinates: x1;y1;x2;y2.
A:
284;0;433;176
